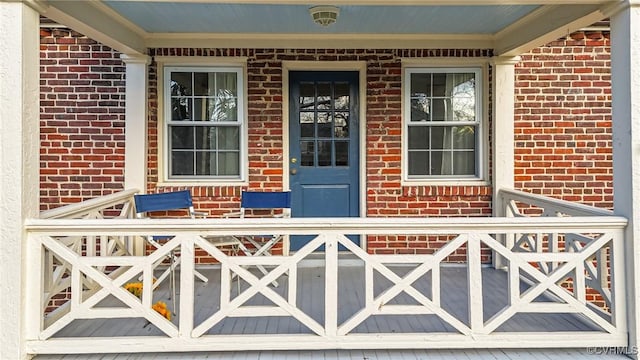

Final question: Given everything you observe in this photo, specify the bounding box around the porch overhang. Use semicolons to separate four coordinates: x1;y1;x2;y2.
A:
35;0;618;56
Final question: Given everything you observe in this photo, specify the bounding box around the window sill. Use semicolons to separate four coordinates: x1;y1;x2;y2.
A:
157;179;248;187
401;178;490;187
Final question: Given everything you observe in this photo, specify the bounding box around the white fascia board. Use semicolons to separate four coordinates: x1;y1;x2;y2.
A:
494;4;608;56
41;0;146;55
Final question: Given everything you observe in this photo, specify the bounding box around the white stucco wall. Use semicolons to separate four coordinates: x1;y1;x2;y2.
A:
611;1;640;357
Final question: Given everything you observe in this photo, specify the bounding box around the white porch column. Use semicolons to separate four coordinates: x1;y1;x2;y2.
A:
121;54;150;193
0;2;41;360
610;1;640;356
491;56;519;269
491;56;520;215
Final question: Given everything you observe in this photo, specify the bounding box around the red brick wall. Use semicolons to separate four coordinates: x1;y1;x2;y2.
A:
39;27;126;211
514;30;612;209
148;49;493;257
38;26;613;257
36;25;613;310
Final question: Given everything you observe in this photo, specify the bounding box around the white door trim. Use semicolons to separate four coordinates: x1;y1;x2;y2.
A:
282;61;367;249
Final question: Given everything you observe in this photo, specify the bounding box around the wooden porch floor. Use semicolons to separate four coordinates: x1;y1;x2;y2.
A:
35;263;630;359
53;265;603;337
34;348;630;359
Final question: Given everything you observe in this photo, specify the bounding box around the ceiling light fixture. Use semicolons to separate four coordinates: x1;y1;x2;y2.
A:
309;5;340;27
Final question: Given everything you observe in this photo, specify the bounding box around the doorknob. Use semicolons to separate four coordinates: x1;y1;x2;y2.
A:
290;168;298;175
291;157;297;164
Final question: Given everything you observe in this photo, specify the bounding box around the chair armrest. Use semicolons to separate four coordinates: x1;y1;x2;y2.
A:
193;211;208;218
222;211;242;218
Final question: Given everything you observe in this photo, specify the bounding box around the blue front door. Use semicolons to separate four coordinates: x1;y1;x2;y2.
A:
289;71;360;251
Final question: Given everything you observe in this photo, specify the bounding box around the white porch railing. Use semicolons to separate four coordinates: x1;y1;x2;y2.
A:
37;189;139;314
24;189;628;355
40;189;139;220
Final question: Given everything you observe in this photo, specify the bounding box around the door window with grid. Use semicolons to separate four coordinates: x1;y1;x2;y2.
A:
164;67;243;180
405;68;482;180
298;81;351;168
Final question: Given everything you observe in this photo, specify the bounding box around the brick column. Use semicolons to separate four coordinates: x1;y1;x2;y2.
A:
610;1;640;356
0;2;40;359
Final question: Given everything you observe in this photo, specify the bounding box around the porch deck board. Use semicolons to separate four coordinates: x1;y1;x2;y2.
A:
52;264;601;339
34;348;630;359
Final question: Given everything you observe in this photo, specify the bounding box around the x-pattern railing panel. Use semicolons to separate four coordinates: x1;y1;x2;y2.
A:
40;191;138;316
192;234;328;337
336;233;472;336
567;234;613;308
481;232;617;334
498;189;621;329
38;234;179;339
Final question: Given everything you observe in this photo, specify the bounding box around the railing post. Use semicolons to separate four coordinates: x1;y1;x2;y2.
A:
24;233;44;346
325;233;338;338
467;233;484;332
493;190;511;269
611;228;628;333
179;236;195;337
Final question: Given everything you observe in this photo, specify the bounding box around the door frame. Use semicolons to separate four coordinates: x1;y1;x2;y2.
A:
282;61;367;250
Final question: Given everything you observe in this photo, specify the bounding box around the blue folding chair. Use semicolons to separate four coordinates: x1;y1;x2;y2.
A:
225;191;292;257
226;191;292;287
134;190;245;300
134;190;198;218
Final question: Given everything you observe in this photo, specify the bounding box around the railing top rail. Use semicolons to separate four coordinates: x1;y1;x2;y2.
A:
498;188;614;217
24;216;627;236
39;189;140;219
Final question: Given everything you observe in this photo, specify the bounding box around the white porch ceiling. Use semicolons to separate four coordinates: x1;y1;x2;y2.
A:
38;0;619;56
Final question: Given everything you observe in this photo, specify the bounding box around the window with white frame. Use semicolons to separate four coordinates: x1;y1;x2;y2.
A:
405;67;482;180
164;66;243;180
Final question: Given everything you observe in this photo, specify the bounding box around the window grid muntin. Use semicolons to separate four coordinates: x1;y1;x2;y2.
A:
165;66;243;180
298;80;350;168
405;67;482;180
